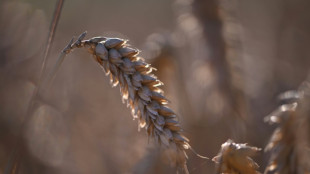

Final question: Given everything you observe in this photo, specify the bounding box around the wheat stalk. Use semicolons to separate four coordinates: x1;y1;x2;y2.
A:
213;139;261;174
4;1;65;174
49;32;190;173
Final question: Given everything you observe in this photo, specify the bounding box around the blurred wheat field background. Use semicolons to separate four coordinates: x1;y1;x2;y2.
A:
0;0;309;174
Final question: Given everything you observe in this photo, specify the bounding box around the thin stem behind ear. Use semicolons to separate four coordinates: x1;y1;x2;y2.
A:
4;1;65;174
43;32;88;91
40;0;65;76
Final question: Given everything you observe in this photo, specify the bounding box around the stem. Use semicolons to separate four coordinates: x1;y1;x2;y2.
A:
4;1;65;173
42;37;74;90
40;0;65;76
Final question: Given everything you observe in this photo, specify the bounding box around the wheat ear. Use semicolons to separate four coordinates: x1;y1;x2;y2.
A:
212;139;261;174
264;84;310;174
51;32;190;173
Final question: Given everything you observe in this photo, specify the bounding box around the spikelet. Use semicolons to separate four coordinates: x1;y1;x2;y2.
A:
213;139;261;174
59;32;190;173
264;82;310;174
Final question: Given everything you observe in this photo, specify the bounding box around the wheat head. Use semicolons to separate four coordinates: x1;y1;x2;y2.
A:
55;32;190;173
264;84;310;174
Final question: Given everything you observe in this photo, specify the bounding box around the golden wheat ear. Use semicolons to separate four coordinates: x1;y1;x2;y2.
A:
50;32;190;173
213;139;261;174
264;82;310;174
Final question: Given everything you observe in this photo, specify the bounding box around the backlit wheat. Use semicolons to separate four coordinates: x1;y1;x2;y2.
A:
53;32;190;173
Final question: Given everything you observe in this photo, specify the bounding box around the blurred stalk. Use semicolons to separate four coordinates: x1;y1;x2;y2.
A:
192;0;246;138
5;1;65;173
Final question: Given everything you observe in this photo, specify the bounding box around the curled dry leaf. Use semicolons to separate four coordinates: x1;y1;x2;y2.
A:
213;139;261;174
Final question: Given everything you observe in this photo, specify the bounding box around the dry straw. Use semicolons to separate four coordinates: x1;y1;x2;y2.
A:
213;139;261;174
49;32;190;173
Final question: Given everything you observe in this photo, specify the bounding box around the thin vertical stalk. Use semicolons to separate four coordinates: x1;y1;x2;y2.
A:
192;0;246;135
41;0;65;76
4;1;65;173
